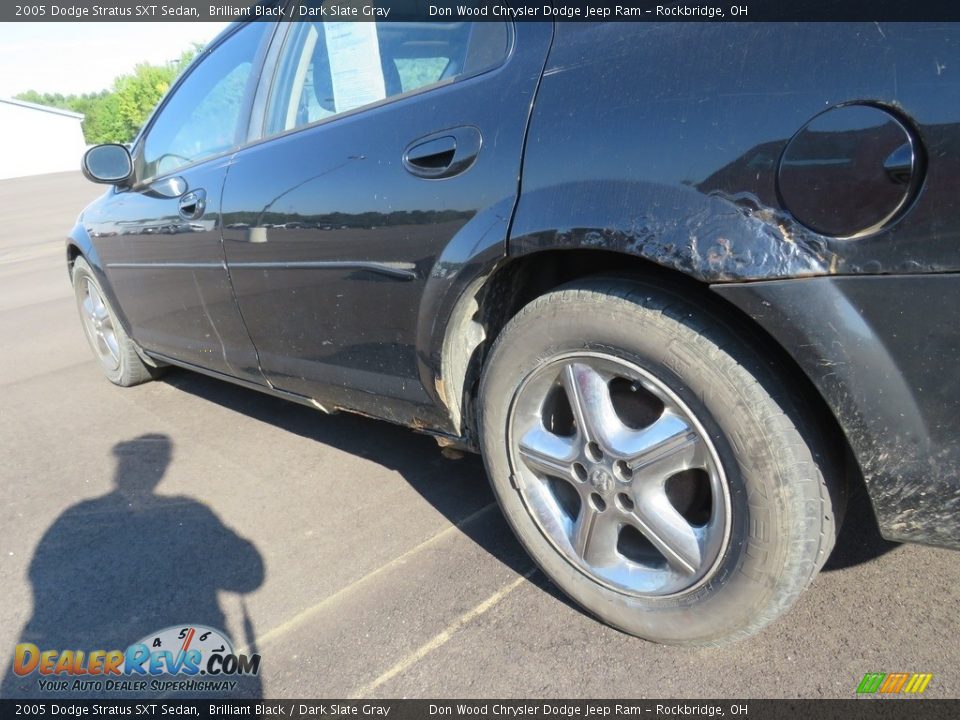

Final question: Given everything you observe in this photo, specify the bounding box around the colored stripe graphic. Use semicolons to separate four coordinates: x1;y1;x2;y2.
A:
857;672;932;694
857;673;886;693
904;674;934;694
880;673;910;693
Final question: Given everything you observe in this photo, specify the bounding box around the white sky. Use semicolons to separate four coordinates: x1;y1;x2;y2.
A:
0;22;230;98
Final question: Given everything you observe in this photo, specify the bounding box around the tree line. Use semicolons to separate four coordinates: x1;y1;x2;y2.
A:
15;44;202;146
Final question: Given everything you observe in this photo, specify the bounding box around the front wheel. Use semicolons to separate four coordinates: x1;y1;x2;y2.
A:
72;256;163;387
478;277;842;645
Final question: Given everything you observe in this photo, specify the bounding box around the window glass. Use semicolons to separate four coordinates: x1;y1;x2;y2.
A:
266;19;508;136
143;22;267;179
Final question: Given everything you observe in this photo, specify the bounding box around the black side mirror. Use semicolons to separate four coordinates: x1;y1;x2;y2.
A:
82;144;133;185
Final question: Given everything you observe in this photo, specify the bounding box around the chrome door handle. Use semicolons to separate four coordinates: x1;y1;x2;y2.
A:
178;189;206;220
403;127;482;179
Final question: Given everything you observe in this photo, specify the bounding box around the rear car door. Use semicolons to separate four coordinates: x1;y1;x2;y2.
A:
220;19;551;417
83;22;271;380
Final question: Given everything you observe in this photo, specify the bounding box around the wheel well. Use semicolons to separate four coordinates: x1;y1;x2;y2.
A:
445;249;855;480
66;244;81;276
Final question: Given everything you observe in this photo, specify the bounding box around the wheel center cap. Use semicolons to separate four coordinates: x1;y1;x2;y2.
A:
589;467;613;493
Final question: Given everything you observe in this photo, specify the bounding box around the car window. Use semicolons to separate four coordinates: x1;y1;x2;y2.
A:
265;19;509;136
142;23;267;180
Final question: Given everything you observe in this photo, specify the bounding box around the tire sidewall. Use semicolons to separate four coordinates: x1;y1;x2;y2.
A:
72;257;130;385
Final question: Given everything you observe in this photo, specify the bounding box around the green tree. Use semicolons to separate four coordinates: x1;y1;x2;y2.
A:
110;62;176;143
14;43;202;145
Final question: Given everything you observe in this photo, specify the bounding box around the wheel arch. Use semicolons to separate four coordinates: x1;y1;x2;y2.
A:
438;247;858;494
66;224;103;279
66;241;82;269
65;227;140;354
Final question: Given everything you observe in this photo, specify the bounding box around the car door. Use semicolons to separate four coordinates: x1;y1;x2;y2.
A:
85;22;271;381
220;19;552;417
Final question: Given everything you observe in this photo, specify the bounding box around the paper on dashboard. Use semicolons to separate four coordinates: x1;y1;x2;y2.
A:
323;23;387;114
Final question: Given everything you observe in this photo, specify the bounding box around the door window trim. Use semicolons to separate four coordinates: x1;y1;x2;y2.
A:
245;18;516;147
129;21;280;190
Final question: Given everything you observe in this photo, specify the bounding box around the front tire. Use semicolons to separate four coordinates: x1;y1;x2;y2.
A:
478;277;841;645
72;256;163;387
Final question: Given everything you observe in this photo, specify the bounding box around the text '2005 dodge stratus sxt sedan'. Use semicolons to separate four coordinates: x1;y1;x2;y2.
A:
68;17;960;644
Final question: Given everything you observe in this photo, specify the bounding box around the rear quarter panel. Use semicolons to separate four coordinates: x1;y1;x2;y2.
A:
512;22;960;279
512;22;960;548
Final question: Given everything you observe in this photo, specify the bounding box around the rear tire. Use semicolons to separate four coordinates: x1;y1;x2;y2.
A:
478;277;843;645
72;256;163;387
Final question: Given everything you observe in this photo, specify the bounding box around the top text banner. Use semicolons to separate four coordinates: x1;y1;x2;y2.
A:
6;0;960;22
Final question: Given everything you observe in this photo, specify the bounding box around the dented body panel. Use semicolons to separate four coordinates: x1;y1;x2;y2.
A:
509;22;960;548
509;181;837;281
512;23;960;279
715;275;960;549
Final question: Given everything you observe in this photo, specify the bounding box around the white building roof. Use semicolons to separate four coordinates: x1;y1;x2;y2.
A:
0;97;84;120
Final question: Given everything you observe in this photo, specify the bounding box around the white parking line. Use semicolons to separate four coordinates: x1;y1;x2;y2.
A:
238;501;499;654
348;568;536;699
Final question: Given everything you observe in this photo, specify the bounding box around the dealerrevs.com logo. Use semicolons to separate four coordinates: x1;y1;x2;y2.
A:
13;625;260;693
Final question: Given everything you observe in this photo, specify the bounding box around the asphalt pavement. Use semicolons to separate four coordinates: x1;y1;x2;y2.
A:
0;171;957;699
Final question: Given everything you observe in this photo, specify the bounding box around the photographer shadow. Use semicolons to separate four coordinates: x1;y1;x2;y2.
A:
1;434;265;699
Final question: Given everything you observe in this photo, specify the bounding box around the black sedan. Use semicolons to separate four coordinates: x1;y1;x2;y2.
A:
69;18;960;644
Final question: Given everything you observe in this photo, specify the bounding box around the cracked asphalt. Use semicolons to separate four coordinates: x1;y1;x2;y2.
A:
1;172;957;700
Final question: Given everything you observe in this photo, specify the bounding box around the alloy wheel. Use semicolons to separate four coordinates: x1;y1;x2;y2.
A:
507;352;730;597
80;277;121;371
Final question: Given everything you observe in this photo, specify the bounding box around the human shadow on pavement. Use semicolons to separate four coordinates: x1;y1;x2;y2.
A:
1;434;265;699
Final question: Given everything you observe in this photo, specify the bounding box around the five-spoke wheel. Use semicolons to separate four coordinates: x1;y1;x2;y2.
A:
72;256;163;387
510;353;729;597
79;276;121;372
480;277;842;644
